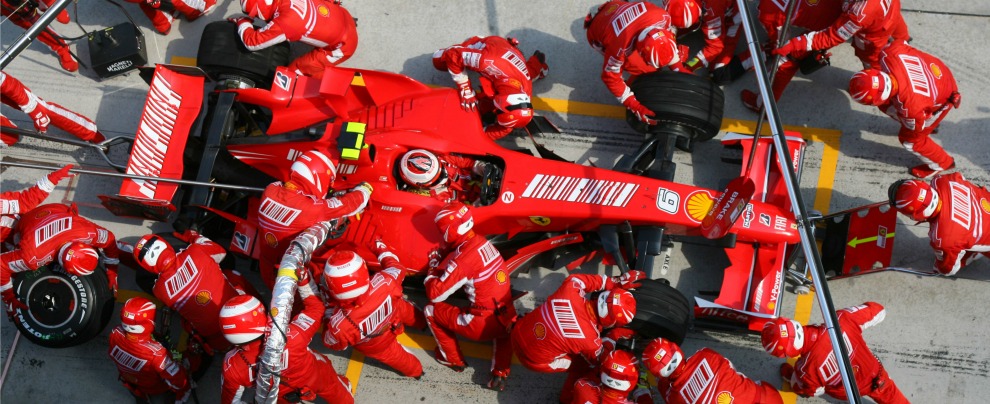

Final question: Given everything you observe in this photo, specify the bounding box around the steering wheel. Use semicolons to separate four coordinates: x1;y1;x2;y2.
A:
478;163;503;206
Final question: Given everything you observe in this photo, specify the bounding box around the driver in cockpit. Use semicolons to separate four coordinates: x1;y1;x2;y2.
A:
397;149;486;204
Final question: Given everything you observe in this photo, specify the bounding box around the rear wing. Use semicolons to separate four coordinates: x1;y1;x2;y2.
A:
101;65;207;220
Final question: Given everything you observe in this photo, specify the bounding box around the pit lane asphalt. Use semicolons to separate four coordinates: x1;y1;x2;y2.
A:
2;1;989;403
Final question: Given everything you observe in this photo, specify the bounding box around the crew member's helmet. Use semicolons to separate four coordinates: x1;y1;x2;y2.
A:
240;0;277;20
324;250;371;305
434;201;474;244
642;337;685;378
888;179;941;221
637;28;680;69
219;295;268;344
596;288;637;329
848;69;894;106
761;317;805;358
493;93;534;130
133;234;176;274
288;150;337;197
120;297;157;338
600;349;640;392
59;241;99;276
665;0;702;31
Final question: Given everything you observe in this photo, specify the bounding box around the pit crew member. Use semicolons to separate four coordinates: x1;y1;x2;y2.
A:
124;0;215;35
1;203;120;316
889;174;990;276
424;202;517;390
257;150;371;288
2;72;105;146
511;270;644;402
1;165;73;242
0;0;76;71
231;0;357;78
219;269;355;404
585;0;685;125
133;229;256;353
666;0;745;84
108;297;192;402
431;35;548;140
742;0;909;111
322;241;426;378
641;337;783;404
397;149;486;203
570;348;645;404
761;302;908;403
848;40;960;178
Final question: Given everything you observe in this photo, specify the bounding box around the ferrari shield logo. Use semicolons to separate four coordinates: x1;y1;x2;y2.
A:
529;216;551;226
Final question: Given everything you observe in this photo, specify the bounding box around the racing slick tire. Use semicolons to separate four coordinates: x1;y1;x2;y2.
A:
197;21;291;88
625;71;724;143
627;278;692;345
10;263;115;348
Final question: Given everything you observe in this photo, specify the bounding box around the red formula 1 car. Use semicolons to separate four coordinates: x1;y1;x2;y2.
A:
98;22;897;339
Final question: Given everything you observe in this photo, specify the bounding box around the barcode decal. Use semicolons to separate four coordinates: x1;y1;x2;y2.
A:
550;299;584;339
259;198;302;226
360;296;393;337
679;358;715;403
111;346;147;372
165;256;199;299
35;217;71;246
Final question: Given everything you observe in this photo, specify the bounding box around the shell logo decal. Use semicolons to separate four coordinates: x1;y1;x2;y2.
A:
496;270;507;285
34;209;52;218
716;391;734;404
685;190;715;223
265;233;278;248
981;198;990;214
930;63;942;79
317;4;330;17
534;322;546;340
195;290;212;306
270;307;279;318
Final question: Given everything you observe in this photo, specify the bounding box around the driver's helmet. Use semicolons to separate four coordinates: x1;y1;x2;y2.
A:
219;295;267;345
888;179;941;222
120;297;156;338
848;69;893;106
133;234;176;274
400;149;448;188
600;349;639;393
288;150;337;197
596;288;637;329
240;0;276;20
493;93;534;130
636;28;680;69
58;241;99;276
761;317;805;358
434;201;474;244
323;250;371;305
665;0;702;32
642;337;684;378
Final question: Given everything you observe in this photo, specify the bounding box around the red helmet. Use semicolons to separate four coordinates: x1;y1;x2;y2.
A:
600;349;639;392
848;69;893;106
220;295;268;344
493;93;534;130
58;241;99;276
596;289;637;329
665;0;702;31
888;179;941;221
761;317;805;358
324;250;371;304
120;297;156;338
434;201;474;244
239;0;276;20
400;149;448;188
637;28;680;69
642;337;684;377
133;234;176;274
288;150;337;197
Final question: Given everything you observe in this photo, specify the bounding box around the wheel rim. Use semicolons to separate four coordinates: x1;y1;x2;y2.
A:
25;275;78;329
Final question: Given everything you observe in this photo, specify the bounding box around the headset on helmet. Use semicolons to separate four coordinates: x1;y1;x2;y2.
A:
239;0;276;20
637;28;680;69
400;149;448;188
288;150;337;197
324;250;371;304
642;337;684;378
59;241;99;276
120;297;157;338
888;179;941;222
761;317;805;358
220;295;268;344
133;234;176;274
665;0;702;31
848;69;893;106
600;349;639;392
493;93;534;129
434;201;474;244
596;289;637;329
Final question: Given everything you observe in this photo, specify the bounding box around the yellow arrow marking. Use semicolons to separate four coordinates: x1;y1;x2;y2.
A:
848;232;896;248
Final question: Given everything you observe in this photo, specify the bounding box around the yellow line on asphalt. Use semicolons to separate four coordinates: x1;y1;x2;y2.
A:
345;350;366;395
169;56;197;67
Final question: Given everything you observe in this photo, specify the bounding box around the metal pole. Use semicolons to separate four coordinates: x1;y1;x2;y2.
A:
0;161;266;193
734;0;862;402
0;0;75;69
